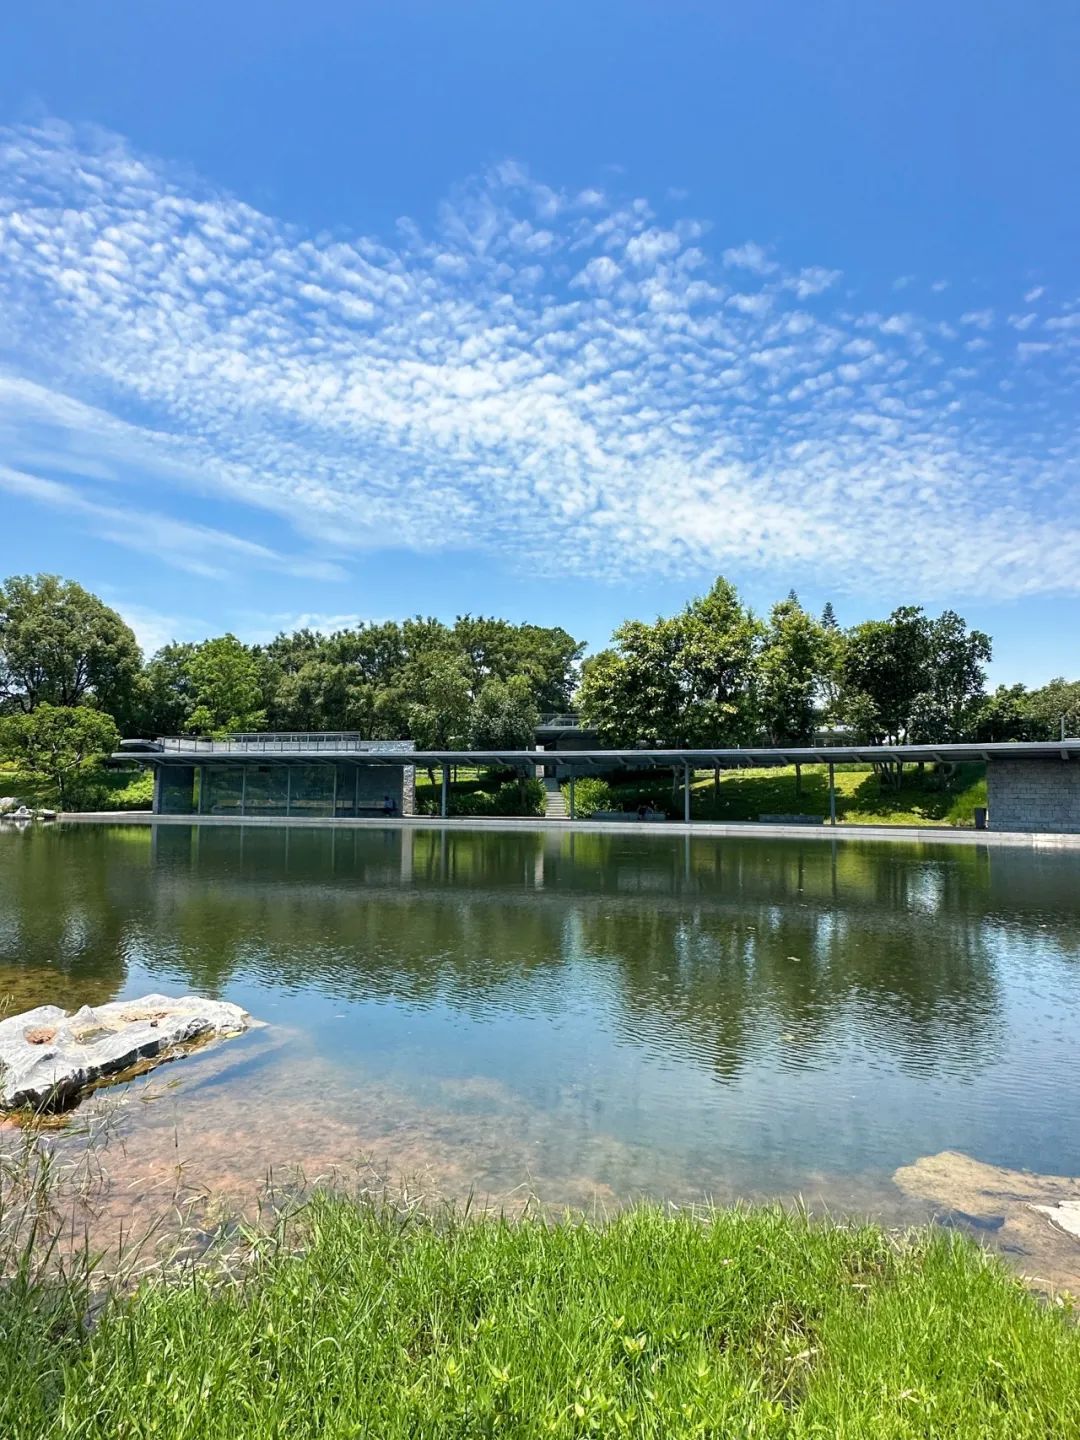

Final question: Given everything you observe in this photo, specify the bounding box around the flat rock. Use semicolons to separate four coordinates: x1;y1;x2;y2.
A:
0;994;257;1112
894;1149;1080;1290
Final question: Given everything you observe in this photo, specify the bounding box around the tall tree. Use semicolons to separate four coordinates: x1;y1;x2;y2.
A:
184;635;266;735
0;704;120;808
0;574;141;723
908;611;991;742
402;653;473;749
140;643;198;735
578;577;761;745
839;606;933;745
758;597;828;792
467;675;540;750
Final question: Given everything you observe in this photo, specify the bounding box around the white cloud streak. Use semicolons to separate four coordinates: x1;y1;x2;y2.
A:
0;120;1078;601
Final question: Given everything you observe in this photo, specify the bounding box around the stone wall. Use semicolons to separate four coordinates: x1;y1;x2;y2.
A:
987;759;1080;834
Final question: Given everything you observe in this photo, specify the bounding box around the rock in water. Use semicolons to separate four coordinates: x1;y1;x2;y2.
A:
0;994;256;1112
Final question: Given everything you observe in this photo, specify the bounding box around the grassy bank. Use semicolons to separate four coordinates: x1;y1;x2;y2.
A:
0;762;153;813
566;762;988;828
3;1193;1077;1438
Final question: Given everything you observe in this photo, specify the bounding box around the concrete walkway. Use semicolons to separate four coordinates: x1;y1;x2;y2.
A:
54;810;1080;849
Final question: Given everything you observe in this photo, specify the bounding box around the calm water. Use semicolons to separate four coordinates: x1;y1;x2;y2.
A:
2;823;1079;1230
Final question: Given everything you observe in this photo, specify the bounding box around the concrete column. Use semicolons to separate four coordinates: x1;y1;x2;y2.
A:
569;775;576;820
684;760;691;824
441;763;449;819
828;762;837;826
285;766;292;819
152;766;162;815
240;765;248;818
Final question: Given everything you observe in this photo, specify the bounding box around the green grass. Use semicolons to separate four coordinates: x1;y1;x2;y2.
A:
567;763;988;828
0;762;153;813
2;1195;1078;1438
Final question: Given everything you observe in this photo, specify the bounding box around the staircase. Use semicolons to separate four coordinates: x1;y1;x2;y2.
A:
543;776;568;820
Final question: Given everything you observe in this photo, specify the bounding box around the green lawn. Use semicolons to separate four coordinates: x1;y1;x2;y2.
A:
3;1196;1076;1438
0;761;153;813
566;763;987;827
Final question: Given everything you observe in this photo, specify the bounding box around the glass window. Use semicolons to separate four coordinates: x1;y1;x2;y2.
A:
244;765;289;818
288;763;335;818
158;765;197;815
201;765;244;816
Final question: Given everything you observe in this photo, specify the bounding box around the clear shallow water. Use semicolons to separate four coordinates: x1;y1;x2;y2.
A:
2;823;1079;1232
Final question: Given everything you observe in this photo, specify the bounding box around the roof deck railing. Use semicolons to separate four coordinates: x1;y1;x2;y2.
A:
156;734;415;755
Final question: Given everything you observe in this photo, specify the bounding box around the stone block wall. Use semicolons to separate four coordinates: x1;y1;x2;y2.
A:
987;759;1080;833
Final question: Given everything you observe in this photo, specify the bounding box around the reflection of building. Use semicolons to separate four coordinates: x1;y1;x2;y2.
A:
127;735;416;818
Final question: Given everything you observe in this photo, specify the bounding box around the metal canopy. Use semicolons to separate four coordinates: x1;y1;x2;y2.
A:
116;738;1080;775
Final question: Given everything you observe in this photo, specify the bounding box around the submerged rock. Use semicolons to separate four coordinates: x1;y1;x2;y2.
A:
894;1149;1080;1290
0;994;256;1112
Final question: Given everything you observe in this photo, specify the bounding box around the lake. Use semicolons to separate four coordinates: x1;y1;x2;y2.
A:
3;823;1079;1255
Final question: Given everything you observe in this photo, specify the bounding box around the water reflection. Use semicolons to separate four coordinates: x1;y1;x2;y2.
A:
2;823;1079;1209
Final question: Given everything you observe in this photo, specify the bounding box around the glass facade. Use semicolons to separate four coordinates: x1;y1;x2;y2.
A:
153;761;407;817
158;765;197;815
243;765;290;818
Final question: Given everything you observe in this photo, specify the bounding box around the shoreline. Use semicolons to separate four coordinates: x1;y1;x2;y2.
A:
53;809;1080;848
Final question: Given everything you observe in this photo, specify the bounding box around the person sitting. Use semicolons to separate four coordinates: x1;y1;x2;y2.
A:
382;793;397;816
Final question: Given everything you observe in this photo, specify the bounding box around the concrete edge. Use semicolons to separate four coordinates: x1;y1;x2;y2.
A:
49;810;1080;848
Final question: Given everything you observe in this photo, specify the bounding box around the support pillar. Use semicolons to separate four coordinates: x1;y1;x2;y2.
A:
684;760;691;824
569;775;576;820
240;765;247;818
828;762;836;827
441;763;449;819
152;767;162;815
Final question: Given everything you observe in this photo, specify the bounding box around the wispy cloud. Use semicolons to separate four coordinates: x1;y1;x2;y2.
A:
1;119;1079;600
0;466;344;582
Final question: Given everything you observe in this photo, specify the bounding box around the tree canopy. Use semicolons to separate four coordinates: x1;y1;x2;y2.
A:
1;572;1076;775
0;703;120;807
0;574;141;721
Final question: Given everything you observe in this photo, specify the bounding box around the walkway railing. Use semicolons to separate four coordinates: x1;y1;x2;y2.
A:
157;736;415;755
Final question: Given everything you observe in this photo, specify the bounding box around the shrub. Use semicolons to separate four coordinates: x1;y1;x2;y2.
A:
562;776;618;817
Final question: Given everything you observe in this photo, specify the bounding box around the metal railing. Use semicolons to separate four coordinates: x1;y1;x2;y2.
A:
157;735;415;755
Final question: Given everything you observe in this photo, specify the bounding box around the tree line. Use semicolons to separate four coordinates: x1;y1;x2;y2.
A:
0;572;1077;801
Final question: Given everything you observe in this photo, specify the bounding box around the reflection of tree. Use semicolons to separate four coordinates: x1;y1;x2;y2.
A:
144;825;568;1003
555;836;1017;1083
10;824;1077;1103
0;826;141;1010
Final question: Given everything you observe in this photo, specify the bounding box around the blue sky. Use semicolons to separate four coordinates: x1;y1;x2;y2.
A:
0;2;1077;683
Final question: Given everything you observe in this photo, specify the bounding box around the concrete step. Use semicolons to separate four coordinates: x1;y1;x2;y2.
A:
543;776;568;819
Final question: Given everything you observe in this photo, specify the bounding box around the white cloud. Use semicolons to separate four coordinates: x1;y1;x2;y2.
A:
785;266;841;299
721;241;777;274
0;121;1078;603
1024;285;1045;303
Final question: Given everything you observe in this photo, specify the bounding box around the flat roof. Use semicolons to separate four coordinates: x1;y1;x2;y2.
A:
116;738;1080;771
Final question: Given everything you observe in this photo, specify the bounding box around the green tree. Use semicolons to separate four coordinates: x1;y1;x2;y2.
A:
184;635;266;735
578;577;761;745
0;573;141;723
403;654;473;749
140;643;198;735
973;684;1037;742
0;703;120;808
908;611;991;742
758;596;828;792
839;606;933;745
1026;677;1080;740
467;675;541;750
